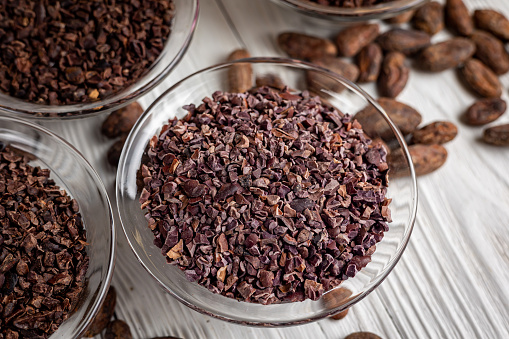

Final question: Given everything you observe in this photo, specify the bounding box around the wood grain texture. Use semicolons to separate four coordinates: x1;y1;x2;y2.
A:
32;0;509;338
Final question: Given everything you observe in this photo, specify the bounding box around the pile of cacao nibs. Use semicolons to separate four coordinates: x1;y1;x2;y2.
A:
309;0;395;7
0;145;89;338
0;0;175;106
277;0;509;173
140;86;391;304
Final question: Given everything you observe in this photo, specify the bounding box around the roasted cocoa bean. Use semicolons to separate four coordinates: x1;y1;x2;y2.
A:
278;32;337;61
227;49;253;93
355;97;422;141
470;30;509;75
411;121;458;144
385;10;415;24
330;308;349;320
483;124;509;146
465;98;506;126
413;1;444;35
307;57;359;93
107;137;127;167
445;0;473;36
84;286;117;337
460;59;502;98
345;333;382;339
389;144;448;177
378;52;409;98
356;43;383;83
417;38;475;72
376;28;431;55
474;9;509;41
335;24;380;57
105;320;133;339
101;102;144;139
255;74;286;90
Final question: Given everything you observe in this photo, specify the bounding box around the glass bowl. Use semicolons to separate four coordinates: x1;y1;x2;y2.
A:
0;0;199;119
271;0;428;22
116;57;417;326
0;116;115;338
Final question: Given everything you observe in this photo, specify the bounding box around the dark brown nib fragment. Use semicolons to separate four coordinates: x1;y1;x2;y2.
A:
140;87;391;304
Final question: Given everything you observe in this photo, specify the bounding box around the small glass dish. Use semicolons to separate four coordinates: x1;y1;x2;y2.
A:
116;57;417;326
271;0;428;22
0;116;115;338
0;0;199;119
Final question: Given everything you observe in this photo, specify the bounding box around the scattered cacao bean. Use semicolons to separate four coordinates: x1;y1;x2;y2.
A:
417;38;475;72
411;121;458;144
460;59;502;98
255;74;286;90
376;29;431;55
474;9;509;41
277;32;337;60
335;24;380;57
345;332;382;339
413;2;444;36
102;102;144;139
356;43;383;83
483;124;509;146
108;136;128;167
84;286;117;337
307;57;359;93
470;30;509;75
445;0;473;36
355;97;422;141
227;49;253;93
464;98;507;126
105;320;133;339
385;10;415;25
389;144;448;177
378;52;409;98
330;308;349;320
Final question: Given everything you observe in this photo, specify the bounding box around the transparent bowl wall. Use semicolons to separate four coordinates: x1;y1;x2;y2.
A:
271;0;429;21
116;58;417;326
0;0;199;119
0;116;115;338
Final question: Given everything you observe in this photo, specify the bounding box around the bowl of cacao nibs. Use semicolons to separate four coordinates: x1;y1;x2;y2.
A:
271;0;428;21
116;58;417;325
0;116;115;337
0;0;199;118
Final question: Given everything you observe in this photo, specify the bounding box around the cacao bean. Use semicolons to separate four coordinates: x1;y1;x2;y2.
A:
445;0;473;36
413;2;444;36
255;74;286;90
474;9;509;41
356;43;383;83
465;98;506;126
417;38;475;72
84;286;117;337
277;32;337;60
470;30;509;75
378;52;409;98
460;59;502;98
376;28;431;55
389;144;448;177
330;308;349;320
385;10;415;24
227;49;253;93
107;136;127;167
101;102;144;138
411;121;458;144
345;332;382;339
483;124;509;146
307;57;359;94
335;24;379;57
105;320;133;339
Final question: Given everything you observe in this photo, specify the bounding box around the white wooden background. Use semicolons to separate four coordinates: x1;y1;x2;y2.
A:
34;0;509;338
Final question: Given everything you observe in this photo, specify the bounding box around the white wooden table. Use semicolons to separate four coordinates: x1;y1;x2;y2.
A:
36;0;509;338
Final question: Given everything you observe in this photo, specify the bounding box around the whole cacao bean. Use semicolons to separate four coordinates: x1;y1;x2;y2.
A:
385;10;415;24
107;136;127;167
84;286;117;337
355;97;422;141
483;124;509;146
335;24;379;57
378;52;409;98
474;9;509;41
411;121;458;144
460;59;502;98
227;49;253;93
389;144;448;177
417;38;475;72
445;0;473;36
345;332;382;339
255;74;286;90
413;2;444;35
277;32;337;60
465;98;506;126
330;308;349;320
470;30;509;75
105;320;133;339
101;102;144;138
307;57;359;93
356;43;383;83
376;29;431;55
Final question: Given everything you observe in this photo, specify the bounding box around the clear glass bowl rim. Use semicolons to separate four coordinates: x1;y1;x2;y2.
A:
116;57;418;326
0;0;199;120
0;115;116;337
